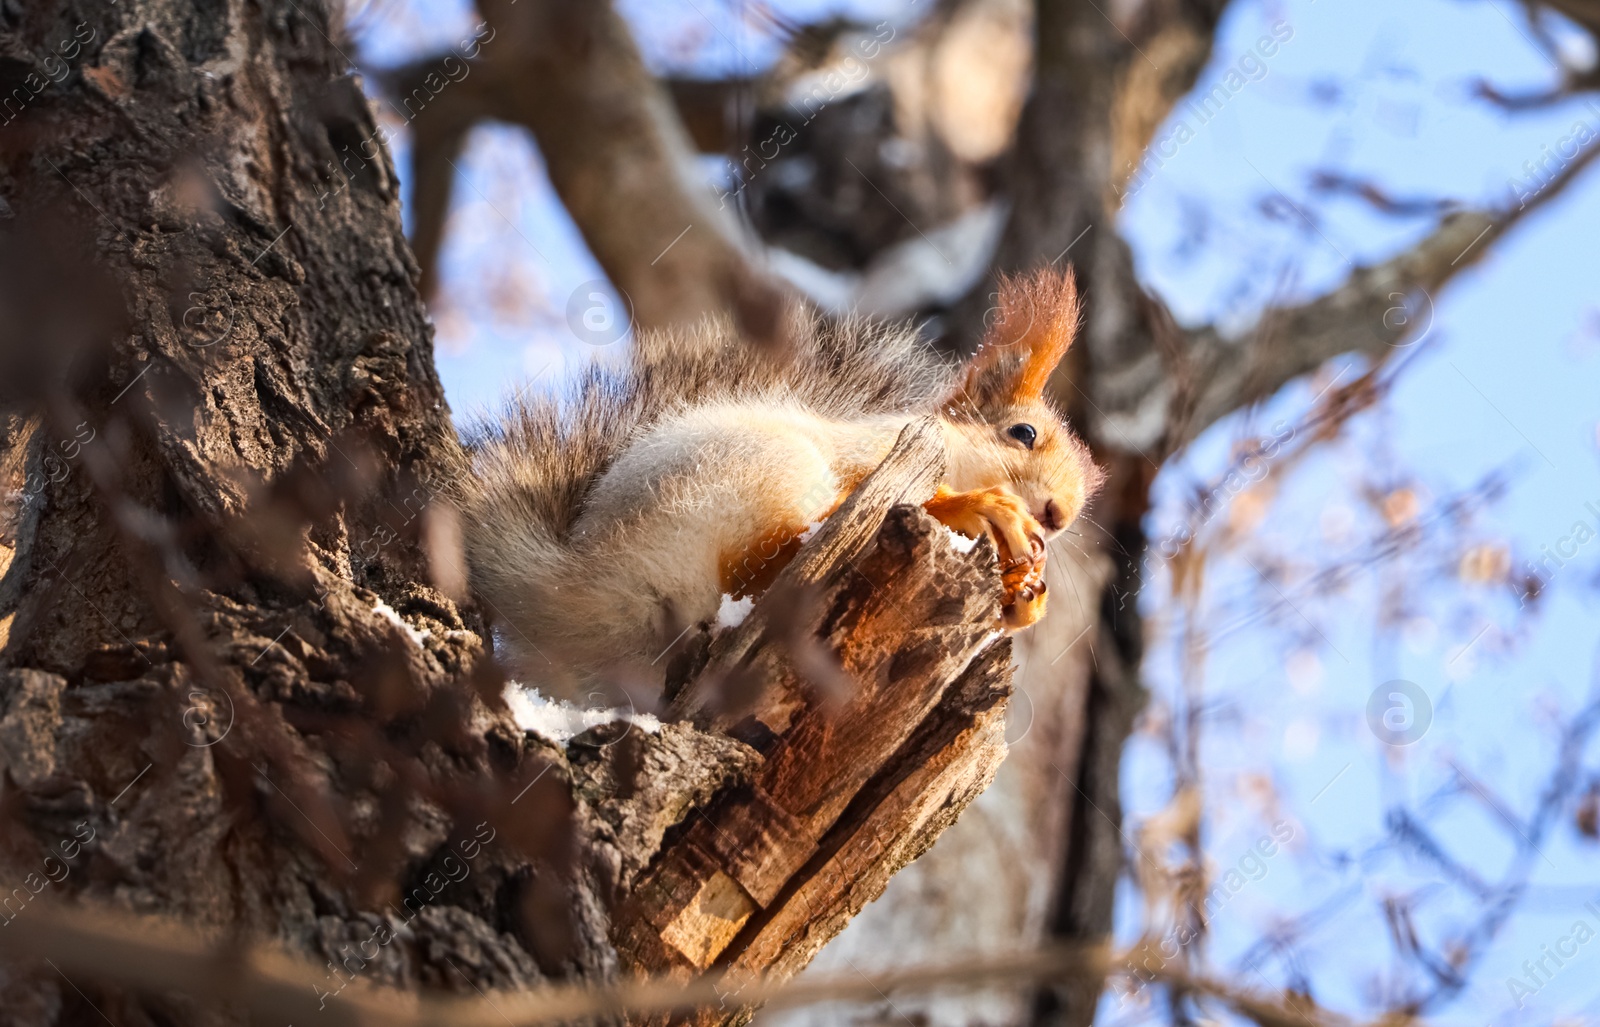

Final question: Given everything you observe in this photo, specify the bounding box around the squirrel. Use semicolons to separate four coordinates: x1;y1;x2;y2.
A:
456;269;1103;697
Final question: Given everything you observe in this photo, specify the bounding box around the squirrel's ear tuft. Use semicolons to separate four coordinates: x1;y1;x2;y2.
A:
994;268;1081;401
950;268;1081;410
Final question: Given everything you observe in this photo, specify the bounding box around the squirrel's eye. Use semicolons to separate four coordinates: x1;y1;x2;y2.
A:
1007;423;1037;449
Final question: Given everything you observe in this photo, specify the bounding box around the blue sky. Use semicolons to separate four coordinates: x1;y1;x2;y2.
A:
349;0;1600;1021
1113;2;1600;1023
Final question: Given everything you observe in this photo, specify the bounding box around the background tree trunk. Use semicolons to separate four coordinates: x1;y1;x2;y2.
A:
738;2;1588;1024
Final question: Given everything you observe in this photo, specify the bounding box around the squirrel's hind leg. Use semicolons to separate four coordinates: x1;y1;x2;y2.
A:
574;413;847;661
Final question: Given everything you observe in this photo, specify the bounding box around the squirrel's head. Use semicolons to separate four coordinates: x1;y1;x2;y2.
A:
942;269;1105;537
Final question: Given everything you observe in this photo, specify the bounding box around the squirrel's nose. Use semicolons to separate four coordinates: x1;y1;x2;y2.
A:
1041;500;1063;532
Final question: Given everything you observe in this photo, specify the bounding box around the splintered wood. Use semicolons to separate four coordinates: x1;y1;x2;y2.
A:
612;419;1017;1026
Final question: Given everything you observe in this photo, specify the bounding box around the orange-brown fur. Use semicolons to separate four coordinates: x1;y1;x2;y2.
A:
455;270;1102;699
719;522;811;599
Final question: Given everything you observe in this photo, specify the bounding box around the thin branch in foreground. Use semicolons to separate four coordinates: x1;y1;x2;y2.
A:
0;900;1375;1027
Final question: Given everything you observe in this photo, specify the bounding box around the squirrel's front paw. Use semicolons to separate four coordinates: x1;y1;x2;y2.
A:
1000;557;1047;630
924;487;1045;570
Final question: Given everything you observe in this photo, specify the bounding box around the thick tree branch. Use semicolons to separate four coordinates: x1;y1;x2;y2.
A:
1110;0;1235;195
616;421;1019;1024
1168;136;1600;449
392;0;786;338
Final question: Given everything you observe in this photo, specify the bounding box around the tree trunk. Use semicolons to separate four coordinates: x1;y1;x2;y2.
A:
0;0;523;1015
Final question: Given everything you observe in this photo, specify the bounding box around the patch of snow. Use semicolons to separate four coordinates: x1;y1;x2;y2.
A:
503;684;662;745
943;526;980;554
796;519;827;544
854;202;1006;315
765;203;1005;320
373;600;431;647
784;62;879;109
766;248;859;313
716;593;755;629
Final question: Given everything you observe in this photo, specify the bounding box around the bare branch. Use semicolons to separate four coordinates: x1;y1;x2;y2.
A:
1168;136;1600;450
1;900;1365;1027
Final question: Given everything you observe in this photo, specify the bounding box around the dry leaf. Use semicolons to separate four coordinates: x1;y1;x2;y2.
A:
1458;543;1510;584
1382;487;1419;528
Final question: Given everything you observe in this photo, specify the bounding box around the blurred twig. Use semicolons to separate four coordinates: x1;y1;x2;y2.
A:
1;899;1380;1027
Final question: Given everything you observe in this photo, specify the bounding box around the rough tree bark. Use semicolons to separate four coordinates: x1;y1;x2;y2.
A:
0;2;1022;1026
